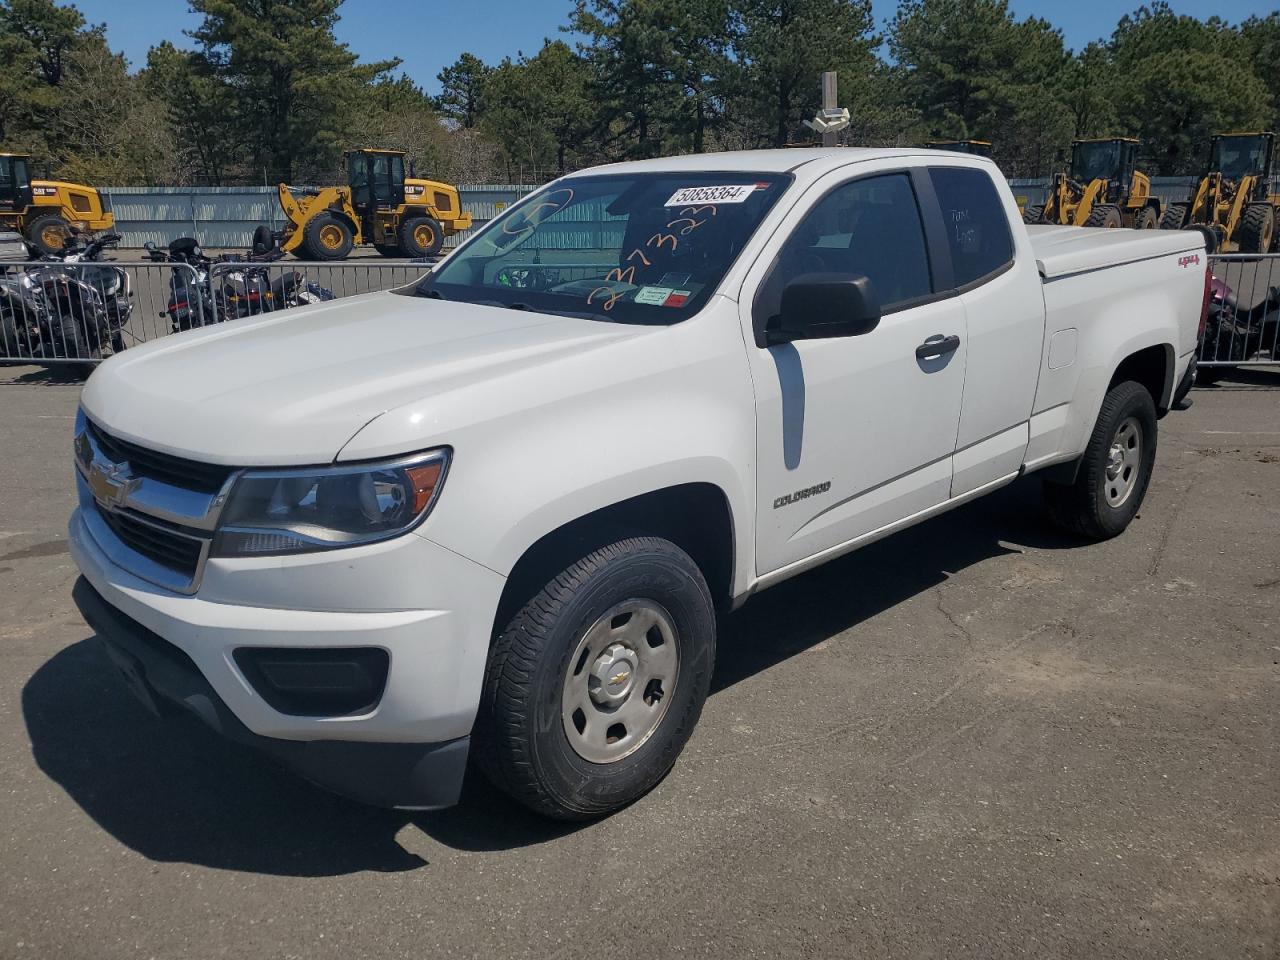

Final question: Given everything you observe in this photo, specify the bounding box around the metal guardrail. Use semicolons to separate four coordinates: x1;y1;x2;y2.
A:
1;260;202;367
1203;253;1280;367
1;259;431;369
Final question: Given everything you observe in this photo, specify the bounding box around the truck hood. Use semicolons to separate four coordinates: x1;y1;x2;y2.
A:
81;292;640;465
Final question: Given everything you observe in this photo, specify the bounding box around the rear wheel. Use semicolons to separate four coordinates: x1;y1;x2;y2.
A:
398;216;444;258
25;213;72;256
301;213;353;261
1160;202;1189;231
1022;204;1045;225
474;537;716;820
1044;380;1157;540
1134;206;1158;230
1237;204;1276;254
1085;205;1123;229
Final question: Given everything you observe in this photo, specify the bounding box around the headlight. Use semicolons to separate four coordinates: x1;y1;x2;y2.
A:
212;449;449;557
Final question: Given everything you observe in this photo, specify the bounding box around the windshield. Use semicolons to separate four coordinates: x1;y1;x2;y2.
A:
1071;142;1121;183
1209;136;1268;180
418;172;791;324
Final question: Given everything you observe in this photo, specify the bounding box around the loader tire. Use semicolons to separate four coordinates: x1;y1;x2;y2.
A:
25;214;72;256
399;216;444;258
1238;204;1276;254
1134;206;1158;230
301;213;353;261
1022;204;1045;225
1160;202;1188;231
1085;205;1123;229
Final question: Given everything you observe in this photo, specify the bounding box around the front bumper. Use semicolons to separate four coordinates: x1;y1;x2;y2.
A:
74;577;469;809
68;495;507;809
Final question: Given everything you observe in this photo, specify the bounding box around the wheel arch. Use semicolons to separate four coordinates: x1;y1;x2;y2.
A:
1109;342;1175;413
491;482;737;645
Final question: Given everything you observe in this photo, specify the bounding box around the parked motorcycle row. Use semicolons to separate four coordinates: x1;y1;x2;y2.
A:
0;229;334;377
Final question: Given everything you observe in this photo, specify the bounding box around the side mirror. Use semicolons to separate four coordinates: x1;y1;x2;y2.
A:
767;273;881;345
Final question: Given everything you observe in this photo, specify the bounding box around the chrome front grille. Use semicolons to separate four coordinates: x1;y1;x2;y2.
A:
85;418;233;494
75;411;236;594
96;508;205;580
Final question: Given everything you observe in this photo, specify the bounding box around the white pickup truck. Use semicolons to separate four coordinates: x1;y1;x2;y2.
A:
69;149;1208;820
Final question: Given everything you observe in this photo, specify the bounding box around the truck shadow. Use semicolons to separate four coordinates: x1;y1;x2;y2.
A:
22;477;1081;875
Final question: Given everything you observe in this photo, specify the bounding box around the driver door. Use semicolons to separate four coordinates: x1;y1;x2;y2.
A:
742;169;968;576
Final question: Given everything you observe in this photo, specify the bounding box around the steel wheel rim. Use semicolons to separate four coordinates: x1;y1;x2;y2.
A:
414;224;435;248
561;599;680;764
1104;416;1142;507
42;225;66;249
319;224;342;249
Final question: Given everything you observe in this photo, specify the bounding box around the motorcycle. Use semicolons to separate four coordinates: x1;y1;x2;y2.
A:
146;235;333;334
1197;276;1280;385
25;231;132;363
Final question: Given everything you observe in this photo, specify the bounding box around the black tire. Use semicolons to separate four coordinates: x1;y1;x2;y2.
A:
1134;206;1158;230
25;213;72;256
1085;204;1123;229
1237;204;1276;254
251;224;274;256
373;243;402;257
1022;204;1045;225
1160;202;1188;231
398;215;444;258
1044;380;1158;540
301;213;353;261
474;537;716;821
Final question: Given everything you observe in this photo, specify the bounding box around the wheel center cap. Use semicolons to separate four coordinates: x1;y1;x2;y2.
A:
588;643;638;707
1107;444;1124;478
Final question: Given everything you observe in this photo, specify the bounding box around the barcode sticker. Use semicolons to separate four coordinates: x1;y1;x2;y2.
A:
664;185;757;207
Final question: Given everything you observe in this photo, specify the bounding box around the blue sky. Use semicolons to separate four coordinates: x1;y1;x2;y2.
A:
78;0;1274;94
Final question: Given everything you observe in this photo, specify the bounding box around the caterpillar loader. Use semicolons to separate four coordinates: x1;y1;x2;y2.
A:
1160;132;1278;253
926;140;992;157
275;149;472;261
1023;137;1161;230
0;153;115;256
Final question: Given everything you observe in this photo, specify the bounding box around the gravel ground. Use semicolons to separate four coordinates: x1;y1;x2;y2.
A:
0;368;1276;960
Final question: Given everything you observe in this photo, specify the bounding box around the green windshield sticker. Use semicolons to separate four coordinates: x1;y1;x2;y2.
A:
635;286;674;305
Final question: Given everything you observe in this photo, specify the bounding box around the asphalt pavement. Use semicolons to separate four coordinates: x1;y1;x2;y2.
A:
0;368;1277;960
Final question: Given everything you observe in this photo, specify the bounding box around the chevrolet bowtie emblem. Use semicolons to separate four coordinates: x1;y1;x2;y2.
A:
87;457;139;509
610;671;629;686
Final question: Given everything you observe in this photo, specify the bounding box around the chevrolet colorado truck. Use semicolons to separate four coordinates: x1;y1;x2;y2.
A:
69;149;1209;820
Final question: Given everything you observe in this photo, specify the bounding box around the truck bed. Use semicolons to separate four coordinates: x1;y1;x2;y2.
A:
1027;224;1204;279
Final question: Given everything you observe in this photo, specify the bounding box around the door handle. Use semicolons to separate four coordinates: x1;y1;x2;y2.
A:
916;334;961;361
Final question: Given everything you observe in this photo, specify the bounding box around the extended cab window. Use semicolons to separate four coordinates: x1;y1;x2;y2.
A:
929;167;1014;287
758;173;932;322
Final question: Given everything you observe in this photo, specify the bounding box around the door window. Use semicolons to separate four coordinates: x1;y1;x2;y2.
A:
929;167;1014;288
757;173;933;324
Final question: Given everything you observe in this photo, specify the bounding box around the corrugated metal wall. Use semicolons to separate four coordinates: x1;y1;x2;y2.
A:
101;184;538;250
102;177;1201;250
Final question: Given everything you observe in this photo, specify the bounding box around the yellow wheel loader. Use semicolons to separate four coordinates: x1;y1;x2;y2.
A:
1022;138;1161;230
1161;132;1278;253
0;153;115;256
926;140;992;157
274;149;472;261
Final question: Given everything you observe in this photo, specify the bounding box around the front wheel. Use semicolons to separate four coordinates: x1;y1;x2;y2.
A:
474;537;716;820
1134;206;1158;230
1085;204;1123;229
1044;380;1158;540
1237;204;1276;254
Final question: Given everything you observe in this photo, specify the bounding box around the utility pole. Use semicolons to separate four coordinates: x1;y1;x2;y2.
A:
821;71;838;147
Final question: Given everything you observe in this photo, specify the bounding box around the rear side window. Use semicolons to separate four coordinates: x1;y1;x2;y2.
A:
758;172;933;320
930;167;1014;288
